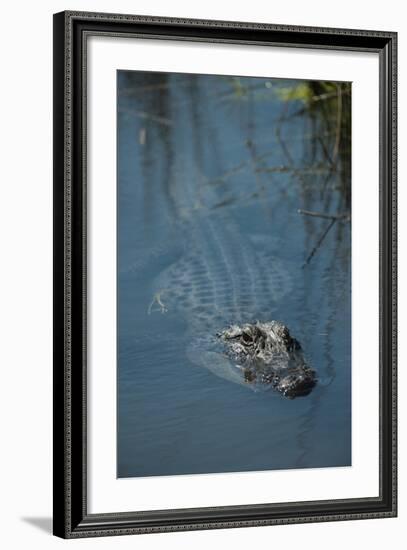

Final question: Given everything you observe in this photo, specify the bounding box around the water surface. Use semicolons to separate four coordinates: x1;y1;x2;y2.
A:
117;71;351;477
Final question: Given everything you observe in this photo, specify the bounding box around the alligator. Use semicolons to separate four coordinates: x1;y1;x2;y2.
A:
149;209;317;399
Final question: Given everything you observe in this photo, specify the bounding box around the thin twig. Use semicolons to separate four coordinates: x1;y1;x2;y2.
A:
321;84;343;199
298;209;350;221
317;135;334;166
275;124;308;186
300;208;350;266
302;218;337;268
118;107;173;127
259;166;334;175
332;84;343;165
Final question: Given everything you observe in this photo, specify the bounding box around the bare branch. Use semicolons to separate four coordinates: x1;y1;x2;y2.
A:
298;209;350;221
303;218;337;268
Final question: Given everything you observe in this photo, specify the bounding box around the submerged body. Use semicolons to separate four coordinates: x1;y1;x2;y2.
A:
150;213;317;399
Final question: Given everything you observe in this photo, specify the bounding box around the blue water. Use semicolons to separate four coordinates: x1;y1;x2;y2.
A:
117;71;351;478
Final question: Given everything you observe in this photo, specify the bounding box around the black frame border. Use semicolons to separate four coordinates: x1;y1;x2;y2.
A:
53;10;397;538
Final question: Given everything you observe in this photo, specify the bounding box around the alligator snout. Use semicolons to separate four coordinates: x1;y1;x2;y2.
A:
275;369;317;398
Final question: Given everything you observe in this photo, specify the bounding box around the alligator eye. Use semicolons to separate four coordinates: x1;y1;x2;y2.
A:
242;332;252;343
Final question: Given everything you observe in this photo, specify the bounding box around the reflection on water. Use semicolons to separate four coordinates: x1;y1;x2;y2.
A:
117;71;351;478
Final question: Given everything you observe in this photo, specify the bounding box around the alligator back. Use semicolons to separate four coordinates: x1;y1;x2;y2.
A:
150;211;293;334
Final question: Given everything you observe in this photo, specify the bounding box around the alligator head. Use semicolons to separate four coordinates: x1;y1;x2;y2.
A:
217;321;316;399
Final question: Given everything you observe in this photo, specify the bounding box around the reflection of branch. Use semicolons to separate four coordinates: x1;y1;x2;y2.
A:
245;139;266;190
206;130;339;189
311;89;348;103
274;89;310;187
259;166;333;175
118;107;173;127
275;87;351;124
321;84;343;198
300;208;350;267
332;84;343;164
208;159;252;186
317;135;334;166
298;209;350;221
275;124;308;186
303;218;337;268
276;84;346;201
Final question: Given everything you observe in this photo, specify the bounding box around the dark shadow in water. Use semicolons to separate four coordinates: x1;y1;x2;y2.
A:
21;517;52;534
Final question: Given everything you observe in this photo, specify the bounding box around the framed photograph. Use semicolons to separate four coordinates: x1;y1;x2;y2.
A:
53;10;397;538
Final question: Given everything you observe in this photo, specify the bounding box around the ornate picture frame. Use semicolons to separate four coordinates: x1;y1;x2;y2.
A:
53;10;397;538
